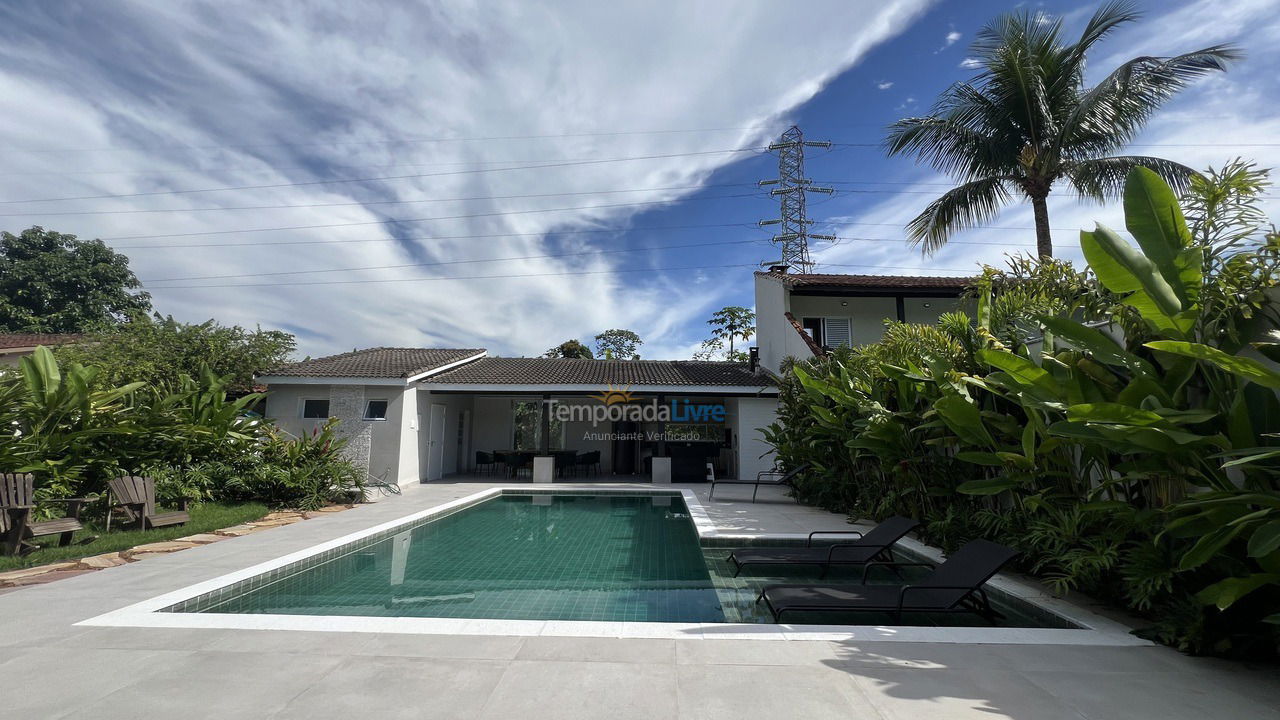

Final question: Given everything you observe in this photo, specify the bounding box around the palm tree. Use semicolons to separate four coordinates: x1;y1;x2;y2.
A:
885;1;1240;257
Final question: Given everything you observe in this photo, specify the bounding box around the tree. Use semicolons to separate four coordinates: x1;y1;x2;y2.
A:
54;314;295;392
884;2;1239;257
0;226;152;333
542;339;593;359
694;307;755;362
594;328;643;359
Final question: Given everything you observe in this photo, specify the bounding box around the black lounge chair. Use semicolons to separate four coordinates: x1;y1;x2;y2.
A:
728;516;920;577
708;463;809;502
757;539;1018;624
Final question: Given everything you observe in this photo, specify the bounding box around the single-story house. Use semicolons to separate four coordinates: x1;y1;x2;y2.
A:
257;349;779;486
255;269;972;489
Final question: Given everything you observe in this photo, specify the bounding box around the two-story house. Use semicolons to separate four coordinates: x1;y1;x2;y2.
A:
753;267;971;375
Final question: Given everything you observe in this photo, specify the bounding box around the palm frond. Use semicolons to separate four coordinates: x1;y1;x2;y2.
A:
906;178;1015;255
1058;45;1241;159
884;115;1011;179
1065;156;1199;201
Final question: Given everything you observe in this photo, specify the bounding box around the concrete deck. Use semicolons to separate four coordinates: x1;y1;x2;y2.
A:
3;481;1278;719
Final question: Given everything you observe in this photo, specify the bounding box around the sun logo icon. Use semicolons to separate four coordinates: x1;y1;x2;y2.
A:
591;384;635;406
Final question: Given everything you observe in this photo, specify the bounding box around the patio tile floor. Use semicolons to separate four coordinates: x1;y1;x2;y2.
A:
1;480;1278;719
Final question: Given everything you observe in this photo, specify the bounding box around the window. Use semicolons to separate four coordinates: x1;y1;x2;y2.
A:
363;400;389;421
801;317;852;348
823;317;853;348
801;317;823;346
300;398;330;419
512;400;565;451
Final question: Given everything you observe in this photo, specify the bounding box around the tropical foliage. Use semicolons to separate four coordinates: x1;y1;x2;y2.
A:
54;313;296;392
695;306;756;362
594;328;644;359
0;226;152;333
765;167;1280;658
1;348;364;511
885;2;1239;257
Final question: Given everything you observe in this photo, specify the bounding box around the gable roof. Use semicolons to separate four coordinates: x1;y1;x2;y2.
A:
0;333;84;350
264;347;485;380
422;357;772;388
756;271;971;293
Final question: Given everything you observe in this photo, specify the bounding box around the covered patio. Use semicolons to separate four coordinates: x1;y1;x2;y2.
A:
413;357;779;484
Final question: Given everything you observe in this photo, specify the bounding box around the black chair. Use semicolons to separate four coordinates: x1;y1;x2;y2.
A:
574;451;601;478
708;463;810;502
475;451;496;476
728;516;920;577
757;539;1018;624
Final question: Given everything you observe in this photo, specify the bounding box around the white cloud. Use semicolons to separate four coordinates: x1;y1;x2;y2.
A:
944;30;962;46
959;57;982;69
0;0;933;360
876;80;894;90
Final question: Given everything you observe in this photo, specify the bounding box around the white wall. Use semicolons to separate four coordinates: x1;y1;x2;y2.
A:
789;295;898;347
754;273;793;375
262;381;413;484
733;396;779;481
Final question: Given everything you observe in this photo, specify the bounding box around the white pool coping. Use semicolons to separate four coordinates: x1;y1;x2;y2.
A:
78;487;1150;646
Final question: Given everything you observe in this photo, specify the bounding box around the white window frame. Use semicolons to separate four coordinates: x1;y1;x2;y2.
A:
822;317;853;348
362;399;390;421
299;397;331;419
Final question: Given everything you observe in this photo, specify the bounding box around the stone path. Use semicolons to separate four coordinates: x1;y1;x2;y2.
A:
0;506;352;589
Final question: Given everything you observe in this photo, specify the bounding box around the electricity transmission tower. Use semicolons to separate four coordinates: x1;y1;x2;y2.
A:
758;125;833;274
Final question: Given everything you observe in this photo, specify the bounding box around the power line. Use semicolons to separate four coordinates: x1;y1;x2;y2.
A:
143;238;770;283
7;125;783;154
143;232;1025;284
112;222;760;249
145;261;975;291
95;192;767;241
0;183;762;217
145;262;757;289
0;147;768;204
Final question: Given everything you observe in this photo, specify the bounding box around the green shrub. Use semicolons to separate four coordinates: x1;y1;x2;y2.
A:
767;167;1280;659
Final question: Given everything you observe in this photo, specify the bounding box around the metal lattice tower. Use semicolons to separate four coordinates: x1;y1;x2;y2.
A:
759;125;833;274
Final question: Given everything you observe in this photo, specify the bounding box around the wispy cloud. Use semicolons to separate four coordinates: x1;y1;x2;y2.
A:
959;57;982;69
0;0;933;359
876;80;895;90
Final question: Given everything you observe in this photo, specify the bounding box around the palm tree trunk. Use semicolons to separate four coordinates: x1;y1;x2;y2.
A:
1031;194;1053;257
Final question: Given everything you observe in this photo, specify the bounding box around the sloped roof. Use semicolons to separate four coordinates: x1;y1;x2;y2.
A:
756;271;971;292
264;347;485;379
0;333;84;350
422;357;772;387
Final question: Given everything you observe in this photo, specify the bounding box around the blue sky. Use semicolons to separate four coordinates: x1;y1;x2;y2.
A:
2;0;1277;359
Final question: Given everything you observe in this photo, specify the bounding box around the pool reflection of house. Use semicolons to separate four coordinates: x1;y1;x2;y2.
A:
257;349;778;486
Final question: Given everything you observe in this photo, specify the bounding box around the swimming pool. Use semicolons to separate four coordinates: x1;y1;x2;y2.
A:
161;491;1076;628
168;493;724;623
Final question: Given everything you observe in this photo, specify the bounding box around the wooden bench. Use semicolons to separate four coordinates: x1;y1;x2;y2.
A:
1;472;90;556
107;475;191;531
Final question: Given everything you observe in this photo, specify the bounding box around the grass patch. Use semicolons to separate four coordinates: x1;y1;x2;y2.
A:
0;502;269;571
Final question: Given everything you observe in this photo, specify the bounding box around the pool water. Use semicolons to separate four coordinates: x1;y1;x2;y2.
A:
169;493;1077;628
178;494;725;622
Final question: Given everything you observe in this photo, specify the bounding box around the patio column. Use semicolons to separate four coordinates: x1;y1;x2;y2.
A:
540;393;551;454
656;394;666;458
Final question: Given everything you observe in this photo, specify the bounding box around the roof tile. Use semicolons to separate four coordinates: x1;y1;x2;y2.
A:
265;347;484;379
422;357;771;387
